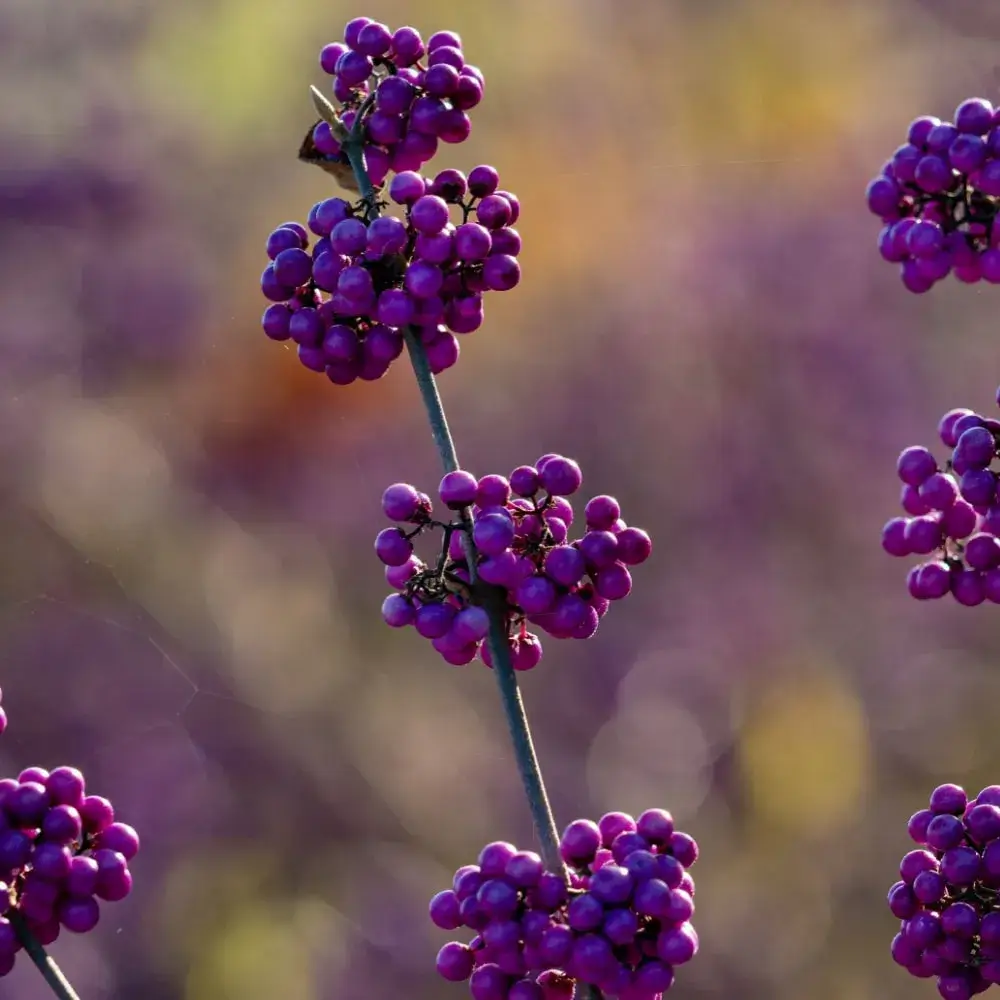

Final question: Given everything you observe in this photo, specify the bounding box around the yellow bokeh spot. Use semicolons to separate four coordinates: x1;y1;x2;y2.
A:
186;909;315;1000
136;0;309;141
155;850;275;966
667;0;883;161
158;851;348;1000
738;665;869;836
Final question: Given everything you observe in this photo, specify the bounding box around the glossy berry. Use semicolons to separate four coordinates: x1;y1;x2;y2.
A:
259;161;521;383
309;20;478;185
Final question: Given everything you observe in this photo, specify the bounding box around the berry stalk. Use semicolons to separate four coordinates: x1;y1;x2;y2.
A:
403;327;567;878
340;107;566;878
403;307;607;1000
9;912;80;1000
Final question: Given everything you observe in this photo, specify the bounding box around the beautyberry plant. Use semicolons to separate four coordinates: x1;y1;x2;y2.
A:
874;98;1000;1000
377;457;651;667
890;783;1000;998
260;165;521;384
431;812;698;999
256;17;690;1000
312;19;482;180
260;17;520;385
881;388;1000;604
0;687;138;998
867;98;1000;291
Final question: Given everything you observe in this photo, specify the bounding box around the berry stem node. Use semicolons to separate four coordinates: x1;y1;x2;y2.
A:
308;85;348;143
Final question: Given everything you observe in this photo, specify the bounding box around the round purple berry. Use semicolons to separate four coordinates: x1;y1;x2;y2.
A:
439;470;478;509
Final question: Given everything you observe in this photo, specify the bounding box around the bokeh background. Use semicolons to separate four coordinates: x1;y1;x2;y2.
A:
2;0;1000;997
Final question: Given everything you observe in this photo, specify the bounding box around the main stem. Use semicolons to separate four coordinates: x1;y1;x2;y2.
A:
339;109;564;874
10;912;81;1000
401;330;564;875
341;101;602;1000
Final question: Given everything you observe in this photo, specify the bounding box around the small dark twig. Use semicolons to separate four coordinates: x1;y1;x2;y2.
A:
9;911;81;1000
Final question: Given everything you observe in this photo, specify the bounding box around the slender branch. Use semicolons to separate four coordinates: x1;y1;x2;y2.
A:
402;330;564;875
9;911;81;1000
400;327;464;479
340;97;601;1000
339;104;564;869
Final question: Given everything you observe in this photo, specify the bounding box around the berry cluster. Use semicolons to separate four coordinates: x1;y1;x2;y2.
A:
866;97;1000;292
0;690;137;975
260;164;521;384
431;810;698;999
376;455;652;666
889;783;1000;998
310;19;482;185
881;389;1000;603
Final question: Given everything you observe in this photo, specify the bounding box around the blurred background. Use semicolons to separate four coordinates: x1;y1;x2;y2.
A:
1;0;999;996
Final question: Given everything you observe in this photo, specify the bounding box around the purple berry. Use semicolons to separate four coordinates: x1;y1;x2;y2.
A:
439;470;478;509
436;941;475;982
616;527;652;565
888;881;918;919
477;842;517;879
6;782;49;827
58;896;100;934
468;165;500;197
585;495;621;530
429;890;462;930
503;850;543;888
79;795;115;834
390;26;425;65
919;472;959;510
657;922;698;965
595;563;632;601
381;594;415;628
93;849;132;901
411;195;451;235
931;784;968;815
561;819;601;865
64;856;99;898
41;804;82;845
477;195;512;230
272;247;312;288
375;527;413;567
509;466;539;498
956;98;994;135
941;845;981;885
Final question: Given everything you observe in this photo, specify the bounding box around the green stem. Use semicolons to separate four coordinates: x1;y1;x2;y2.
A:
339;102;565;873
340;96;602;1000
402;330;564;876
9;911;81;1000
